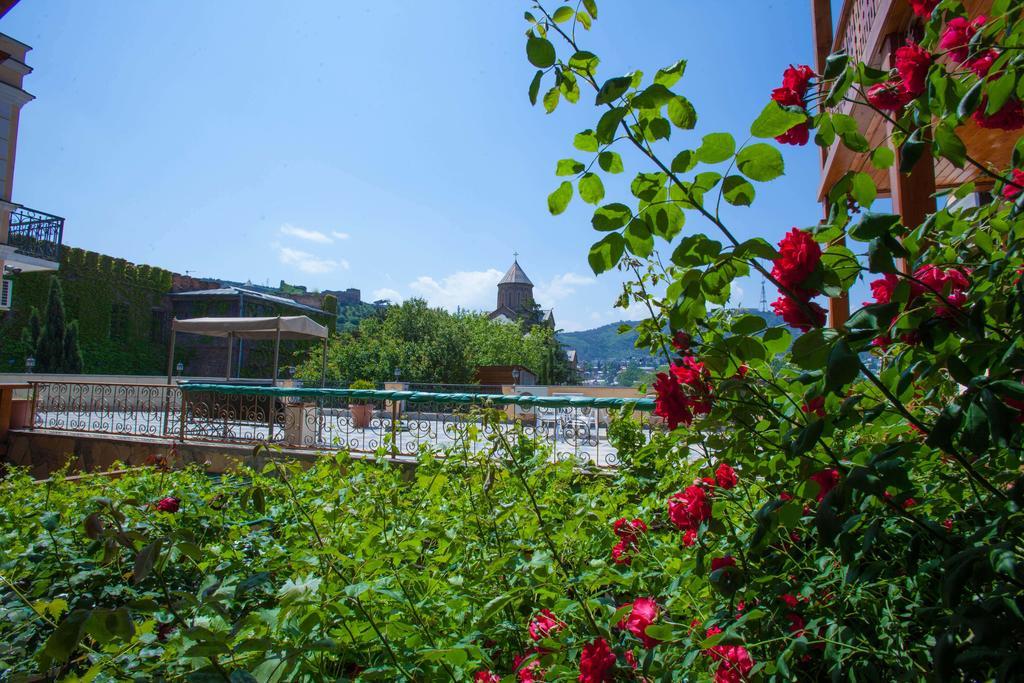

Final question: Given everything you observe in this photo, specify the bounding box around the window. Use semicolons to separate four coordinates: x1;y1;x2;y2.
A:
110;302;130;341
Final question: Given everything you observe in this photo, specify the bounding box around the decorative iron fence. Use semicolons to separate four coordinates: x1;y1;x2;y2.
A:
7;206;65;262
26;382;657;467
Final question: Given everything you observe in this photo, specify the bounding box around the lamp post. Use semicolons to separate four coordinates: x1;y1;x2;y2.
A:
176;361;184;377
394;368;401;382
512;368;521;387
25;356;35;374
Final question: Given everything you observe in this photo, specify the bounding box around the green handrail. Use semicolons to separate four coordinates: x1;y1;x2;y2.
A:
179;383;655;411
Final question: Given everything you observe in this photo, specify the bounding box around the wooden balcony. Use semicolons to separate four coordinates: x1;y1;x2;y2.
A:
814;0;1005;201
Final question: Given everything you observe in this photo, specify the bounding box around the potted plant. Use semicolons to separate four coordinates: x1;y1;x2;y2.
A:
348;380;376;429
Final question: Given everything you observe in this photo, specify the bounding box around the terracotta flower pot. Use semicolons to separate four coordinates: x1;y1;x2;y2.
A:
350;403;374;429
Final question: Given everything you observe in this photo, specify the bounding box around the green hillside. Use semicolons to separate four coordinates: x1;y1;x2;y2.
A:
557;308;787;364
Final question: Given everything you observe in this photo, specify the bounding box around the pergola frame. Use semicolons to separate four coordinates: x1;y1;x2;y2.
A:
166;316;329;386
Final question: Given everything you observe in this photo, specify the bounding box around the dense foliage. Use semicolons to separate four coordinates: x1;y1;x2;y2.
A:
297;298;577;386
5;0;1024;681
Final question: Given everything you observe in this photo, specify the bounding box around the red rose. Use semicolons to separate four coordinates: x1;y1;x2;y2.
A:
907;0;938;18
1002;169;1024;200
866;81;911;110
771;228;821;292
671;330;692;352
705;628;755;683
782;65;815;95
973;97;1024;131
715;463;738;489
786;611;808;637
682;528;698;547
939;16;986;64
154;497;180;513
619;597;661;648
624;650;639;670
653;371;691;430
475;672;501;683
710;555;737;572
942;518;954;531
802;396;826;418
668;485;712;531
528;609;565;642
895;42;932;97
613;517;648;539
611;539;633;565
771;295;827;332
869;272;900;305
578;638;616;683
810;468;841;501
671;356;714;415
967;48;1000;77
514;650;544;683
776;122;810;146
780;593;800;608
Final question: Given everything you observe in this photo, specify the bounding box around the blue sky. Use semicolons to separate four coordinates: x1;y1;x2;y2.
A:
4;1;845;331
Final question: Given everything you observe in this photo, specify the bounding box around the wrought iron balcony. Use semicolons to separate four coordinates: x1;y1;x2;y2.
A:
6;205;64;263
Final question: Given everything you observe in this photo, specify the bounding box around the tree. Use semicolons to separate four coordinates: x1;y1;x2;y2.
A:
62;320;84;373
35;277;67;372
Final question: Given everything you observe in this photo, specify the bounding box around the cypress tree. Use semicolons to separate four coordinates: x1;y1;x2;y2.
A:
36;277;67;372
62;320;84;373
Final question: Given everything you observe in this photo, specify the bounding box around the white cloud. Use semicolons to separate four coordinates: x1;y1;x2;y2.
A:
276;245;347;274
280;223;333;244
371;287;402;302
331;231;351;240
534;272;595;307
407;269;503;311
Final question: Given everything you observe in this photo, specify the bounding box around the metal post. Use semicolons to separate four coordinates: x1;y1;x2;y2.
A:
225;333;234;381
272;317;282;386
321;338;328;388
163;329;176;435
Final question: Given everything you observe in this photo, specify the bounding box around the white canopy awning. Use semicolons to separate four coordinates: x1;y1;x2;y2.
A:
171;316;329;341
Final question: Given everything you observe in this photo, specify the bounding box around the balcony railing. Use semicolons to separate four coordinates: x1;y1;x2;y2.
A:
24;381;658;468
7;206;64;262
833;0;882;67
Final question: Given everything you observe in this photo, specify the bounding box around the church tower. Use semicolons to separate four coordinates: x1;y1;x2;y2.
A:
495;258;533;314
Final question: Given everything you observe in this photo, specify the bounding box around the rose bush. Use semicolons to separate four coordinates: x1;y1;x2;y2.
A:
3;0;1024;680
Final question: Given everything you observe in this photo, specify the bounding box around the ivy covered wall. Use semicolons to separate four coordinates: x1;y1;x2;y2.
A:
0;247;173;374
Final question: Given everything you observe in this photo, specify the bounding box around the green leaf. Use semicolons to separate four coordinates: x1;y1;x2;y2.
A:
591;203;631;231
934;123;966;169
528;70;543;105
734;237;780;261
526;37;556;68
763;327;792;355
631;172;666;201
825;339;860;392
667;96;697;129
750;101;807;138
792;328;839;370
821;245;860;289
133;540;162;585
633;83;675;109
987;70;1015;114
576;9;592;29
624;219;654;257
595;76;631;105
595;107;626;144
722;176;755;206
823;51;848;79
42;609;90;662
568;51;600;74
556;159;585;176
697;133;735;164
542;87;560;113
870;145;895;169
588;233;626;274
736;143;784;182
958;79;983;119
579;173;605;204
552;6;574;22
644;203;685;240
850;172;877;207
671;150;697;173
574;129;599;152
900;129;927;173
850;212;900;241
598;150;624;173
733;315;766;335
41;511;60;531
583;0;598;19
654;59;687;87
547;181;573;215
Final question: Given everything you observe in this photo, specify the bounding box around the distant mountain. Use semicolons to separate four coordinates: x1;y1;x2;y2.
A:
557;308;788;364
